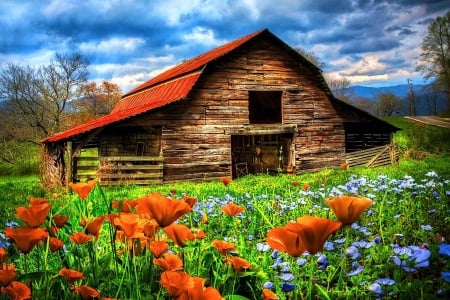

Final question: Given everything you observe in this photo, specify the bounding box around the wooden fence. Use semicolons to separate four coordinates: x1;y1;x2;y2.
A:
345;144;399;168
73;156;164;185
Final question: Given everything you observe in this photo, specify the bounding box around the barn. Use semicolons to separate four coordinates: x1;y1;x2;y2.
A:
40;29;398;187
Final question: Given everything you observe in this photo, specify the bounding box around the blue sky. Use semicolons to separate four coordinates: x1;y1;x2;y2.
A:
0;0;448;93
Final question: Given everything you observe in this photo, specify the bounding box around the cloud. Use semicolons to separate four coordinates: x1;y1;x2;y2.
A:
79;37;145;54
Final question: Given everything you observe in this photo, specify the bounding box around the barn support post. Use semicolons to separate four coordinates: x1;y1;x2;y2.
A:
40;142;66;189
66;140;73;188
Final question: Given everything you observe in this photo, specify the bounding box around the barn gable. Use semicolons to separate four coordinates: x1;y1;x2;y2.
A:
41;29;398;187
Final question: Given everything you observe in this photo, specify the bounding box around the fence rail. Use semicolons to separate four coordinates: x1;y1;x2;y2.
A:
345;144;399;168
73;156;163;185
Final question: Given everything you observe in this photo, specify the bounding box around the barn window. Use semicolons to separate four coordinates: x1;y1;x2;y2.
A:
249;91;282;124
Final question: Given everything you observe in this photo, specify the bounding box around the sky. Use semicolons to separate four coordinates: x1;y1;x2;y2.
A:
0;0;448;94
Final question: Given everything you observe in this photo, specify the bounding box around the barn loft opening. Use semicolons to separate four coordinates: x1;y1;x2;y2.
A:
248;91;282;124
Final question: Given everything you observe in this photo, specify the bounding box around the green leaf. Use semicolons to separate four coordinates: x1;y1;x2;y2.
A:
225;295;251;300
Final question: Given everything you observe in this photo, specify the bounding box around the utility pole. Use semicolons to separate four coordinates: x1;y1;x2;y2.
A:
407;79;416;116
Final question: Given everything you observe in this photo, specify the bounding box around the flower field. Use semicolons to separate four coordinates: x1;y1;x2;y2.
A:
0;168;449;299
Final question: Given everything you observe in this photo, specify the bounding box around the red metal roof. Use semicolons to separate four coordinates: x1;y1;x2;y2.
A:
42;29;268;143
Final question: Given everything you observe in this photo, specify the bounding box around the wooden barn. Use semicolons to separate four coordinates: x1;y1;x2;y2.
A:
40;29;398;187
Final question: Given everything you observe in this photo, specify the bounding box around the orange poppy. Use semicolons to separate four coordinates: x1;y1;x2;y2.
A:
220;177;232;187
293;216;342;254
183;196;197;208
69;232;92;245
262;288;278;300
4;227;48;253
221;203;245;216
143;219;159;238
182;276;224;300
0;268;17;286
68;180;96;200
137;192;192;227
163;224;195;248
111;200;120;210
266;226;305;257
73;285;100;300
59;268;85;284
325;196;373;225
113;213;139;238
28;197;48;206
159;271;195;298
121;199;139;213
0;248;6;265
302;183;310;191
15;202;51;228
291;181;299;187
1;281;31;300
340;161;349;170
211;240;236;255
193;228;206;240
49;237;65;252
81;216;106;238
226;256;252;272
149;240;169;258
52;215;68;228
153;253;183;271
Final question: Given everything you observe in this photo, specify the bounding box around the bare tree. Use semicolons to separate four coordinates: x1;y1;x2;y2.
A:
417;11;450;110
295;48;326;69
328;77;352;102
0;53;89;140
375;93;403;117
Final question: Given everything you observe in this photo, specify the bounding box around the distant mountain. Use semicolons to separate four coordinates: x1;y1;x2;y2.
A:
347;84;426;99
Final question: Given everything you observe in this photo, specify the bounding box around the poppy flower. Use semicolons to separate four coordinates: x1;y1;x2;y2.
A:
153;253;183;271
163;224;195;248
184;276;224;300
28;197;48;206
149;240;169;258
69;232;92;245
340;161;349;170
73;285;100;300
111;200;120;210
262;288;278;300
193;228;206;240
81;216;106;238
121;199;139;213
137;192;192;227
325;196;373;225
183;196;197;208
52;215;68;228
221;203;245;216
220;177;232;187
15;202;51;228
49;237;65;253
143;219;159;238
0;248;6;265
226;256;252;272
68;181;96;200
302;183;310;191
211;240;236;255
113;213;139;238
59;268;85;284
293;216;342;254
1;281;31;300
159;271;195;298
0;268;17;286
291;181;299;187
266;226;305;257
4;227;48;253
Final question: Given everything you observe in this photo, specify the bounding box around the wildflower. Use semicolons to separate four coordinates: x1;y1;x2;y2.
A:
183;195;197;208
421;224;433;231
59;268;85;284
69;232;92;245
121;199;139;213
296;258;307;266
0;267;16;286
266;226;304;257
69;181;96;200
113;213;139;237
1;281;31;299
302;183;310;191
0;248;7;265
159;271;195;298
15;202;51;228
375;278;396;285
81;216;106;238
263;281;274;289
292;216;342;254
4;227;48;253
345;246;361;260
221;203;245;216
49;237;65;252
325;196;372;225
52;215;68;228
137;192;192;227
281;281;295;292
201;213;209;224
153;253;183;271
317;254;329;270
391;245;431;272
256;243;271;252
340;161;349;170
185;276;224;300
143;219;159;238
211;240;236;255
291;181;299;187
368;283;384;295
149;240;169;258
346;262;364;276
439;244;450;256
73;285;100;300
220;177;232;187
277;273;294;281
442;272;450;282
163;224;195;248
262;288;278;300
226;256;252;272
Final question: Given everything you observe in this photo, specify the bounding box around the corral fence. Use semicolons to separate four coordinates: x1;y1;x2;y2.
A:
345;144;399;168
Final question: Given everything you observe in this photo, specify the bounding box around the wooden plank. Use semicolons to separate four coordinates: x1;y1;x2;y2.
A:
101;156;164;162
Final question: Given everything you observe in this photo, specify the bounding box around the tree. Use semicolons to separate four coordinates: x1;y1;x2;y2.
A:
417;11;450;110
375;93;403;117
295;48;326;69
0;53;89;140
328;77;352;102
351;97;376;115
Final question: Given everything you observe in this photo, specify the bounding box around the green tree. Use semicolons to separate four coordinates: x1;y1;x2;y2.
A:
417;11;450;110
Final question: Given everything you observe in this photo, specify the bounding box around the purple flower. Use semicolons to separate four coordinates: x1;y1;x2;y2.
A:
278;273;295;281
317;254;329;270
263;281;274;289
375;278;396;285
346;264;364;277
374;236;382;244
281;282;296;292
442;272;450;283
345;246;361;260
296;258;307;266
439;244;450;256
391;245;431;272
369;283;384;295
352;240;375;249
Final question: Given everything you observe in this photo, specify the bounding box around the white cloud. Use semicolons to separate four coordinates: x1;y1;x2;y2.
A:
182;27;227;47
79;37;145;54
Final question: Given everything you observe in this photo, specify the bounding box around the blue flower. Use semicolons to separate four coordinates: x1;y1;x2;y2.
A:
323;241;335;251
345;246;361;260
277;273;295;281
346;264;364;277
5;221;19;228
375;278;396;285
441;272;450;283
439;244;450;256
420;224;433;231
352;240;375;249
391;245;431;272
263;281;274;289
281;282;296;292
256;243;270;252
368;283;384;295
374;236;382;244
296;258;307;266
317;254;329;270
